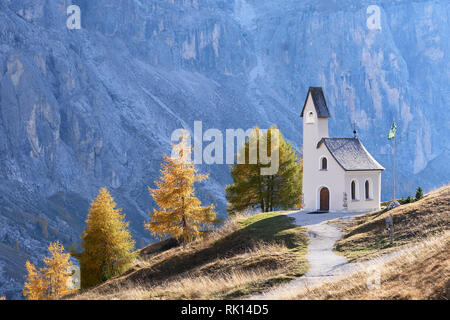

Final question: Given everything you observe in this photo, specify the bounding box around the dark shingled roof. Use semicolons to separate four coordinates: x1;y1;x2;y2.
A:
317;138;385;171
301;87;331;118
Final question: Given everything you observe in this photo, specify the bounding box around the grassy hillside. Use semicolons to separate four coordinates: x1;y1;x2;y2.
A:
272;185;449;300
70;212;308;300
285;231;449;300
335;186;449;261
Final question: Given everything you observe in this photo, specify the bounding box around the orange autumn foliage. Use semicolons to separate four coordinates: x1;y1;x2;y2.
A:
146;136;217;243
76;188;136;289
23;242;75;300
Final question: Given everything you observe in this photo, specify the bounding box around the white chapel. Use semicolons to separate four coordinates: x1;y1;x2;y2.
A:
301;87;385;212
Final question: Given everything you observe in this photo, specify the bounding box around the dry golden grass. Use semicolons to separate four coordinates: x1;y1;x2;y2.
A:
335;186;450;262
272;186;450;300
73;242;295;300
70;212;308;300
281;231;449;300
147;268;284;300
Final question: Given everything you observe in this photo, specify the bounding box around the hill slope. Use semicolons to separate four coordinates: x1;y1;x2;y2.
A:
273;185;449;300
70;213;308;300
335;185;449;261
291;231;449;300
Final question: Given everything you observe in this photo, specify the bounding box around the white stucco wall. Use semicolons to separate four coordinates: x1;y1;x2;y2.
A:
302;92;382;212
302;93;348;211
345;171;382;212
311;145;347;211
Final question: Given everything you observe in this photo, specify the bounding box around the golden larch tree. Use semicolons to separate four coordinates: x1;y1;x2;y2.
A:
23;261;46;300
76;188;136;289
146;136;217;243
23;241;74;300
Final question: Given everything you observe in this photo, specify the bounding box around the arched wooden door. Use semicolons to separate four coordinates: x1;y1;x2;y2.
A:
320;187;330;211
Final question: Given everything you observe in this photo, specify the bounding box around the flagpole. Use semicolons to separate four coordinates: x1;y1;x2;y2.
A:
393;114;396;201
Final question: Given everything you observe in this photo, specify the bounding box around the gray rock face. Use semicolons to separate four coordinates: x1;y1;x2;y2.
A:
0;0;448;298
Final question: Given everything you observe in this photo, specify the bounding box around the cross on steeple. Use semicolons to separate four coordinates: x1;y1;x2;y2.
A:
352;121;357;138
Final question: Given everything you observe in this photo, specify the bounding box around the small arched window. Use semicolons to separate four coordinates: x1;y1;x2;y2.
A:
306;111;315;124
365;180;372;200
321;157;327;170
351;181;356;200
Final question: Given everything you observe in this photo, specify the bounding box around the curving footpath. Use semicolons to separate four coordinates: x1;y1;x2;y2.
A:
247;210;398;300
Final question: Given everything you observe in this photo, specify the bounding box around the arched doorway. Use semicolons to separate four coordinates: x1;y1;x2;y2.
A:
319;187;330;212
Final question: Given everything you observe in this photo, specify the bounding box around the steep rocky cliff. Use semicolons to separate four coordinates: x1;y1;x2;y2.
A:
0;0;448;298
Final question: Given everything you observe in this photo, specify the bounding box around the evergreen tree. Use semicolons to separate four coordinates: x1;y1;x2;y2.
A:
405;195;414;203
23;242;74;300
226;126;302;214
76;188;136;289
415;187;424;201
146;136;217;243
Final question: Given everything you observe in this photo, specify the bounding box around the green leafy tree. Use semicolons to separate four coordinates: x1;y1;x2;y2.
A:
226;126;302;214
226;127;265;213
